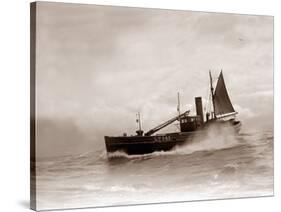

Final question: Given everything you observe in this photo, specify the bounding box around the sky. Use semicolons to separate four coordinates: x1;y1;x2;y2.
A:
35;2;273;157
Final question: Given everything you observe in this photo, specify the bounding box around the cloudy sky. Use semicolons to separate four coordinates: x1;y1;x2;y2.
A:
35;2;273;157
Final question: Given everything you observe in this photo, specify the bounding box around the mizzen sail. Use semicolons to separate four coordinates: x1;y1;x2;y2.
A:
213;71;236;117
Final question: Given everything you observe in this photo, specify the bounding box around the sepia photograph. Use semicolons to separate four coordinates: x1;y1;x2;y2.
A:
30;2;273;211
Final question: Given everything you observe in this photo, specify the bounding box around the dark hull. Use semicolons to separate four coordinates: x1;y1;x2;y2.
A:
105;132;195;155
104;119;241;155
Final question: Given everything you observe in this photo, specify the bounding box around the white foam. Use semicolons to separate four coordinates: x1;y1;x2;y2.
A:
171;122;241;155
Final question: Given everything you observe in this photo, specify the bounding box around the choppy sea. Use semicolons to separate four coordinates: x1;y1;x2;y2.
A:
36;126;273;210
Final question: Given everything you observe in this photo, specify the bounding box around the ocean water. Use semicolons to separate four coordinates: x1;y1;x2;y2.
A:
36;125;273;210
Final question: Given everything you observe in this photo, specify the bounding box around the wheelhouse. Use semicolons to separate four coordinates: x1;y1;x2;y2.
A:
180;115;203;132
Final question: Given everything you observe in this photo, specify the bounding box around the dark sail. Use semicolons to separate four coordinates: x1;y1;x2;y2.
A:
214;71;236;116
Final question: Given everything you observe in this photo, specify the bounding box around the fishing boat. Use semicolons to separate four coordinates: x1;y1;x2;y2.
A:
104;71;241;155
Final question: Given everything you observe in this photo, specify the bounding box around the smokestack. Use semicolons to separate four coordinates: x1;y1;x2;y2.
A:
195;97;204;124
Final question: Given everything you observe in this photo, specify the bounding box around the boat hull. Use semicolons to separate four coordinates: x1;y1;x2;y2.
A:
104;119;241;155
104;132;196;155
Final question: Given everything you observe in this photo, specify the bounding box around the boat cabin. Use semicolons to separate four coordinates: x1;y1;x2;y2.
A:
180;115;203;132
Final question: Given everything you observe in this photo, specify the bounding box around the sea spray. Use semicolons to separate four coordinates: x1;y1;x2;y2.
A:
172;121;241;154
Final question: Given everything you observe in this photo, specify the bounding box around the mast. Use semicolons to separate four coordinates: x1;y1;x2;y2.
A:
135;112;144;136
136;112;142;132
209;70;216;119
177;92;181;121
